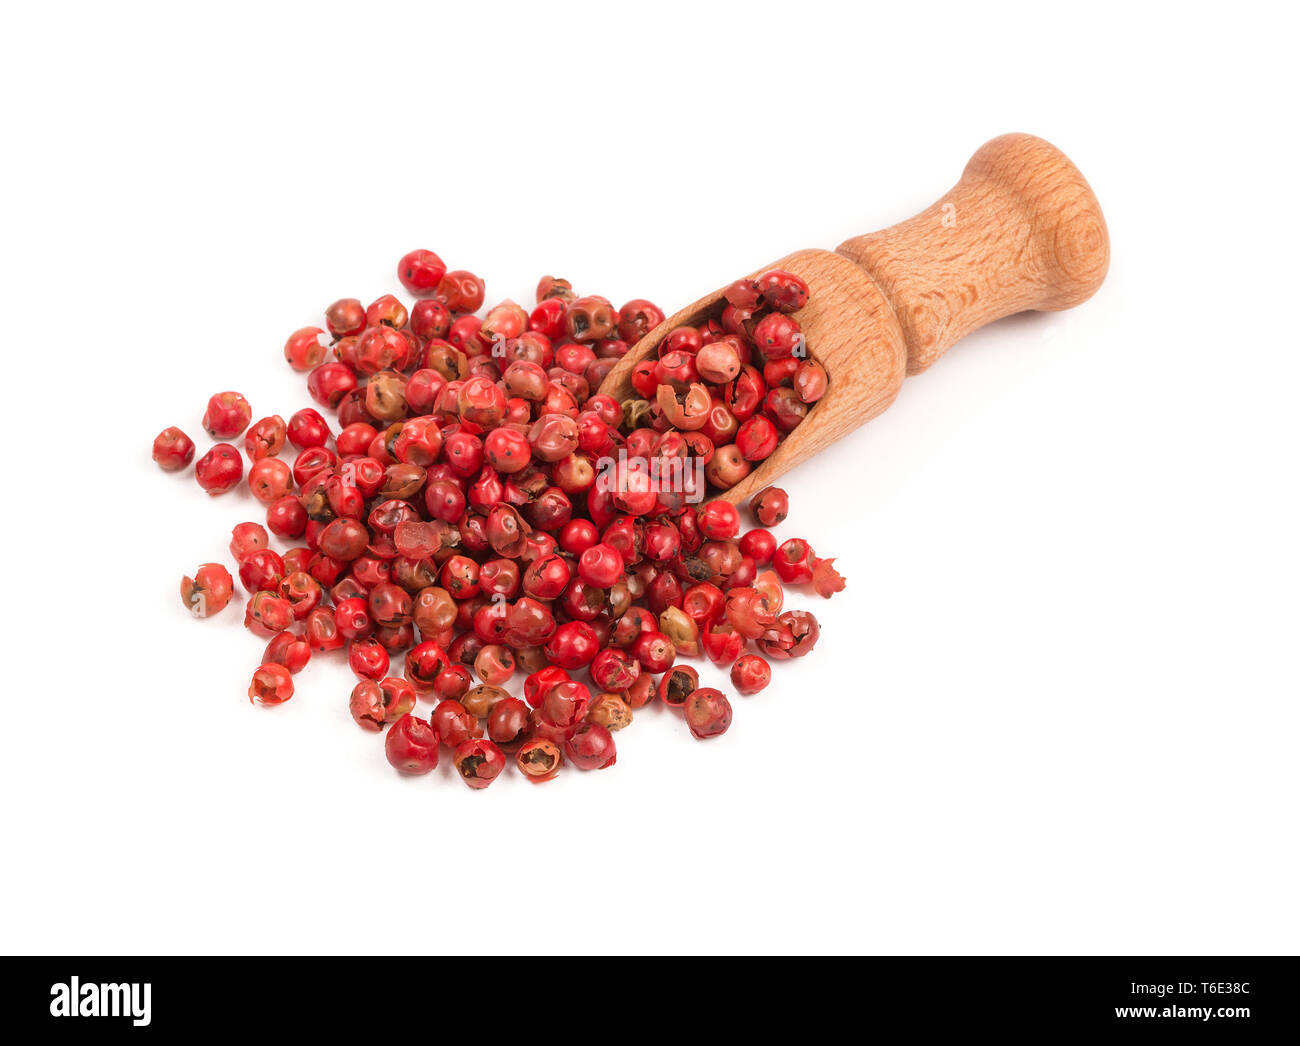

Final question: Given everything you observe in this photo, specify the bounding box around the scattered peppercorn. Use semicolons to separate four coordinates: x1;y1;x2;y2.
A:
153;426;196;471
181;563;233;619
248;664;294;706
730;654;772;695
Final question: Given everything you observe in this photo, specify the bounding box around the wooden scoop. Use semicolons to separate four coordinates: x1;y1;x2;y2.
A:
597;133;1110;505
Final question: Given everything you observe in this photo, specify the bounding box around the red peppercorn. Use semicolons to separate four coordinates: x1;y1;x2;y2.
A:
565;723;617;770
617;299;666;342
765;387;809;431
284;327;328;370
410;300;452;344
385;713;441;774
247;457;293;504
521;554;569;602
764;356;800;389
244;415;287;462
368;582;413;629
152;426;196;471
397;248;447;297
180;563;233;619
724;278;763;310
723;586;778;639
703;445;750;490
724;365;766;422
701;624;744;666
749;486;789;527
304;606;345;652
438;554;481;600
237;548;285;594
758;609;821;659
322;299;365;339
376;677;418;722
474;643;515;686
348;681;385;731
447;315;484;354
404;640;451;694
203;391;252;439
751;313;804;362
452;738;506;789
482;301;528;347
516;738;563;783
307;362;358;409
535;275;575;303
681;582;726;631
529;297;567;340
632;630;676;673
699;400;739;447
610;606;656;649
544;621;600;670
523;665;570;709
348;637;390;680
352;326;408;377
735;415;780;461
248;664;294;706
434;270;486;313
730;654;771;695
793;359;829;403
449;628;486;670
557;519;599;555
564;296;615;342
684;687;732;739
287;408;331;450
318;517;369;561
431;663;473;702
755;269;810;313
245;592;293;637
442;430;485;478
590;647;641;692
630;358;659;399
540;679;591;731
263;630;311;674
363;294;408;330
266;495;308;539
696;341;742;384
577;542;624;588
585;692;631;732
774;538;816;584
655;665;698;709
228;521;268;563
332;596;372;641
697;501;741;541
195;443;244;495
428;699;478;749
282;547;312;575
738;528;777;565
487;697;530;750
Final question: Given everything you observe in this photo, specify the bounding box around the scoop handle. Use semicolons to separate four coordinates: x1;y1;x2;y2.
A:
835;133;1109;375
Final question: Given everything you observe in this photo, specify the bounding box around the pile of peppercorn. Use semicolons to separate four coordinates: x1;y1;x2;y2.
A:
159;249;844;789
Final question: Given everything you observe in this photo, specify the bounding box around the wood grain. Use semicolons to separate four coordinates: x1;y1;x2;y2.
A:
837;133;1109;374
597;133;1109;502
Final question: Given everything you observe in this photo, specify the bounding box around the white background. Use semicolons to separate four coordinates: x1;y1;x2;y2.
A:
2;2;1296;955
